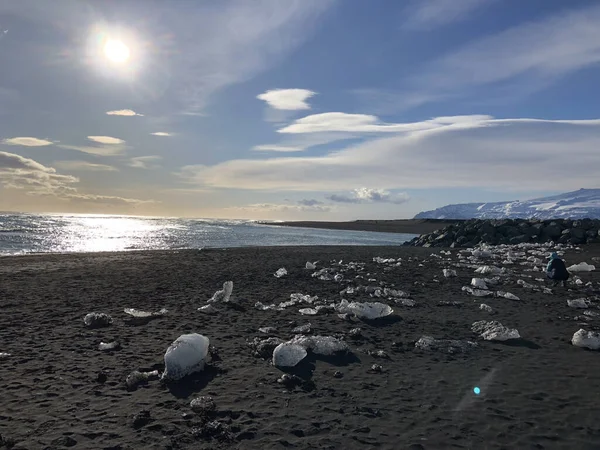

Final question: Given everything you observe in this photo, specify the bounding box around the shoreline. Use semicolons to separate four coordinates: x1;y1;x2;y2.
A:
260;219;460;235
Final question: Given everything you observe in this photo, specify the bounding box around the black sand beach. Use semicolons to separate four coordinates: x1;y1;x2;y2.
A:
264;219;460;235
1;245;600;449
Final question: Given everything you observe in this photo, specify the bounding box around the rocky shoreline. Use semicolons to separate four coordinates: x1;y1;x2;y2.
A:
405;218;600;248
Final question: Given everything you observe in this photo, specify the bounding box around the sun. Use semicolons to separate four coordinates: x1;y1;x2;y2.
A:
103;39;130;63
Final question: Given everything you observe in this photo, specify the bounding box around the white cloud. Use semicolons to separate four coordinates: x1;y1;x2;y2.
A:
87;136;125;145
176;116;600;192
252;145;304;152
106;109;143;116
402;0;496;30
328;188;410;204
150;132;172;137
257;89;316;110
57;144;126;156
278;112;493;134
0;151;154;206
54;161;118;171
2;137;53;146
406;4;600;107
129;156;162;169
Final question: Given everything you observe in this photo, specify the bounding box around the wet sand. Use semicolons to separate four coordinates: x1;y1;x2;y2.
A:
262;219;460;235
1;245;600;449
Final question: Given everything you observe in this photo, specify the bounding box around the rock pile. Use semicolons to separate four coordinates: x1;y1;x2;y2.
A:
405;218;600;248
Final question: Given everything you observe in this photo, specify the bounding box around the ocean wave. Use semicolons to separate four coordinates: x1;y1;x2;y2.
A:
0;228;30;233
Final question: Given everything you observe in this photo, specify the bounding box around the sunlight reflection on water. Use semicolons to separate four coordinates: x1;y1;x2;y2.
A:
0;214;417;255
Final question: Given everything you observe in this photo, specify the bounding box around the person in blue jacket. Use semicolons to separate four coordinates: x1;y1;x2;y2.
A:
546;252;569;287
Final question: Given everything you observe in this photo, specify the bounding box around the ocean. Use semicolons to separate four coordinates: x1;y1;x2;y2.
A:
0;213;417;256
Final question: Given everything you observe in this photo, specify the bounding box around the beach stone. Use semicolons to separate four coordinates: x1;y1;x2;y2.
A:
132;410;152;429
277;373;303;388
414;336;478;354
292;323;311;334
249;337;284;359
190;396;216;416
83;312;112;329
333;371;344;378
50;436;77;447
369;364;383;373
191;421;233;442
543;223;562;238
347;327;362;338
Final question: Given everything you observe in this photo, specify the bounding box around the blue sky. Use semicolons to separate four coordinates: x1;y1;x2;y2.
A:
1;0;600;220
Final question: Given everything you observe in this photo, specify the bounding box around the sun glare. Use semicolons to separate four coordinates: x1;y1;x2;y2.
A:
103;39;130;63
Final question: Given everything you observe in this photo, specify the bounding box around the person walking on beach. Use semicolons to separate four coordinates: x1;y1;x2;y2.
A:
546;252;569;287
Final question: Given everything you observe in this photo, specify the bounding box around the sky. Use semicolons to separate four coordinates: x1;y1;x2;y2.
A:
1;0;600;220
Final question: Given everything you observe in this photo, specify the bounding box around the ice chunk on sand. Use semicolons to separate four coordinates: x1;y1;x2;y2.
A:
272;342;307;367
0;352;11;360
83;312;112;328
208;281;233;303
475;266;501;275
571;329;600;350
443;269;457;278
462;286;493;297
299;308;318;316
124;308;168;318
471;278;488;289
162;333;210;382
568;262;595;273
567;298;591;309
305;261;317;270
291;335;349;356
497;291;520;301
198;304;218;314
415;336;478;354
471;320;520;341
123;308;168;324
126;370;159;390
274;268;288;278
98;341;120;351
336;299;393;320
472;249;492;259
480;304;493;313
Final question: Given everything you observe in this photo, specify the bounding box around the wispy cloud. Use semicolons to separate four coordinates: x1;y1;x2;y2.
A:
158;0;335;114
257;89;316;110
402;0;497;30
106;109;144;116
129;156;162;169
328;188;410;204
1;1;336;115
87;136;125;145
0;151;154;206
252;145;304;152
150;132;172;137
57;144;126;156
232;202;330;213
54;160;118;172
298;199;325;207
405;4;600;108
278;112;492;134
2;137;53;147
176;116;600;192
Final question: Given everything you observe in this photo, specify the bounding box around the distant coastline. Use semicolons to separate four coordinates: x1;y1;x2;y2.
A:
261;219;461;235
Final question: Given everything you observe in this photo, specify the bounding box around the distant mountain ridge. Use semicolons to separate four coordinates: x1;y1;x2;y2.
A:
414;189;600;220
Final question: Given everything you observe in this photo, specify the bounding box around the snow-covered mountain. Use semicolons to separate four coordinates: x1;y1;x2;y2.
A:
414;189;600;220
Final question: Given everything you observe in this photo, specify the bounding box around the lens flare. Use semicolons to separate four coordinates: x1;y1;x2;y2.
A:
473;386;481;395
